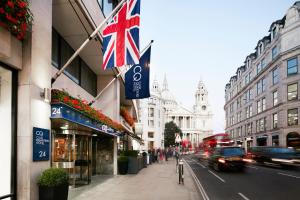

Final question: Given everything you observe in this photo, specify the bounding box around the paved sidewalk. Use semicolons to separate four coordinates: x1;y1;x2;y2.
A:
68;159;201;200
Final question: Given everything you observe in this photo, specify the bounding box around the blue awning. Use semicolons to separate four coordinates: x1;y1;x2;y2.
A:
50;103;121;137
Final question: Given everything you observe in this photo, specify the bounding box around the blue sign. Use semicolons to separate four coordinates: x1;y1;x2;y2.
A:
33;127;50;161
125;46;151;99
51;103;121;137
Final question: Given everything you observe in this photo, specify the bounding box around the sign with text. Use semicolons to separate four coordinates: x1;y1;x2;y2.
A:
33;127;50;161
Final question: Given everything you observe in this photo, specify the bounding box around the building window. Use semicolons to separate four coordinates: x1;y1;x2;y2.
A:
256;118;266;132
148;132;154;138
287;83;298;101
287;58;298;75
272;27;277;39
257;63;262;74
272;46;278;59
273;91;278;106
262;97;266;111
81;61;97;96
148;108;154;117
256;78;266;95
257;100;262;113
60;39;80;84
98;0;116;17
262;77;266;92
288;109;298;126
261;58;266;69
51;28;97;96
246;123;252;135
272;67;279;85
273;113;278;129
249;105;253;117
148;120;154;127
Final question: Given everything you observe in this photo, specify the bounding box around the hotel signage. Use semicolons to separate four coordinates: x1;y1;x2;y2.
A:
51;103;121;137
33;127;50;161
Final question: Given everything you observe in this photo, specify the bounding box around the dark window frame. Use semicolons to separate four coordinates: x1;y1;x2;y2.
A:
287;83;298;101
287;57;298;76
52;28;97;97
288;108;298;126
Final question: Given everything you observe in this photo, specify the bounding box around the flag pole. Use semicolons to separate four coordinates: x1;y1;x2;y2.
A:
89;40;154;106
51;0;127;85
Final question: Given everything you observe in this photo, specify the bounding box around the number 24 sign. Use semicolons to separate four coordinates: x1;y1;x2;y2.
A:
33;127;50;161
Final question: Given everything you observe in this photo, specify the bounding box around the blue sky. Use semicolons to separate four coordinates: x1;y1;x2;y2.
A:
139;0;297;133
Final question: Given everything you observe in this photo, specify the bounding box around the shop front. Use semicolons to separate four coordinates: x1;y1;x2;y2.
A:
51;102;120;187
0;64;17;199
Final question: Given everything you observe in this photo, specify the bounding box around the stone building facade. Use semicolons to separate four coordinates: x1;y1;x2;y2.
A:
224;2;300;150
140;75;213;150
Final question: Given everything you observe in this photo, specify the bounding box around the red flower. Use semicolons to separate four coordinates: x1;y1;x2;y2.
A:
20;23;27;31
74;105;81;110
63;96;69;103
6;14;18;24
18;1;27;8
72;99;79;105
0;8;5;14
7;1;14;8
17;11;26;17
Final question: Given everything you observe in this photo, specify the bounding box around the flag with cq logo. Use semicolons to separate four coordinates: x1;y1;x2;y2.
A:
125;46;151;99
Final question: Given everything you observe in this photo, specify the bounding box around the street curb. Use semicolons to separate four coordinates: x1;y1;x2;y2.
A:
184;159;210;200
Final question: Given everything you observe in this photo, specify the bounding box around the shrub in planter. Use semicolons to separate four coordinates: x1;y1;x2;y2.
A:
37;168;69;200
118;156;128;175
123;150;140;174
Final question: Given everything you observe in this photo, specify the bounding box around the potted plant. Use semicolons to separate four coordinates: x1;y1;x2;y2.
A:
125;150;141;174
37;168;69;200
117;155;128;175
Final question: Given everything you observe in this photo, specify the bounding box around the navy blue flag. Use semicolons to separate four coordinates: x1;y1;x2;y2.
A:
125;46;151;99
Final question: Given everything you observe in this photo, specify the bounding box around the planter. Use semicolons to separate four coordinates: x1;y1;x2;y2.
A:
39;184;69;200
128;156;139;174
0;28;22;69
118;160;128;175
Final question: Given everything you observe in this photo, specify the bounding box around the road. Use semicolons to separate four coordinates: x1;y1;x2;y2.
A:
184;154;300;200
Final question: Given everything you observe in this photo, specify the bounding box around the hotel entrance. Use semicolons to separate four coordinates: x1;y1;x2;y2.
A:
52;130;91;187
51;116;117;187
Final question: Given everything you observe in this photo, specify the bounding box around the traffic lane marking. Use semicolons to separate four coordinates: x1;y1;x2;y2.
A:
278;172;300;179
238;192;250;200
208;170;226;183
246;165;258;170
184;159;210;200
192;158;207;168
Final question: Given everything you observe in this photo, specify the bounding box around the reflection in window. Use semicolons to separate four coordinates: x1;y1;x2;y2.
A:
287;58;298;75
288;109;298;126
273;113;278;129
272;67;279;85
53;134;74;162
288;83;298;101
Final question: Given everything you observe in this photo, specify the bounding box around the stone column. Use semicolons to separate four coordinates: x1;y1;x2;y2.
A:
17;1;52;200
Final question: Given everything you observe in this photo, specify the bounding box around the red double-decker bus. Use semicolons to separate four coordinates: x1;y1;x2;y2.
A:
199;133;234;158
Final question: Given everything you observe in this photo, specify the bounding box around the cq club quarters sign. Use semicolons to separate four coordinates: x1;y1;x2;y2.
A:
33;127;50;161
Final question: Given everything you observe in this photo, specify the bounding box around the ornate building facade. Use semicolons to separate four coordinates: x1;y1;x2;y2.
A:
139;75;213;150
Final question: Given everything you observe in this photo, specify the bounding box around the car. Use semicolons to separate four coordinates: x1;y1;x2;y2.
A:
208;146;246;171
247;146;300;168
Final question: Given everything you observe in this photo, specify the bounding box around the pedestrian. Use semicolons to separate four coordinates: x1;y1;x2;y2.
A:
159;149;164;163
165;148;168;161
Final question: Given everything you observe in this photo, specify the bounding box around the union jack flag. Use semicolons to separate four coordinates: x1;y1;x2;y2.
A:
102;0;140;70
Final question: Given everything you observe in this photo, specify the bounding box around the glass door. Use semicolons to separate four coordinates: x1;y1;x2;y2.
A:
74;135;91;186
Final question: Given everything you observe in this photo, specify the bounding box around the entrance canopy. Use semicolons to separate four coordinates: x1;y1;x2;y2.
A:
51;103;121;137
